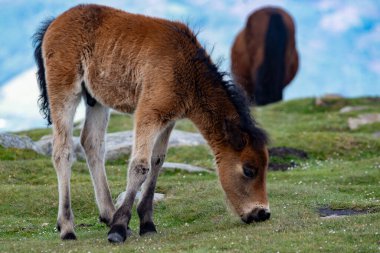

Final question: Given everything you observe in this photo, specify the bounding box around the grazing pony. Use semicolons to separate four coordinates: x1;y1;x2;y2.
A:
231;7;299;106
33;4;270;243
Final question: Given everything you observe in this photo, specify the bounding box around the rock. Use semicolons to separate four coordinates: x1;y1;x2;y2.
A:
104;131;134;160
322;94;344;99
34;130;206;160
162;162;211;173
115;191;165;209
315;94;344;107
0;133;42;153
35;135;85;159
373;132;380;138
34;135;52;154
101;129;207;160
339;106;368;114
348;113;380;130
167;130;206;146
34;135;53;155
315;98;324;107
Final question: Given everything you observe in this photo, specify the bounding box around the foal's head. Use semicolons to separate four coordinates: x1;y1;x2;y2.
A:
217;117;270;224
192;43;270;223
209;76;270;223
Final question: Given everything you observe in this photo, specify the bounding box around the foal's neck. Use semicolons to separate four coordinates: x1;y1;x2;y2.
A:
188;81;237;154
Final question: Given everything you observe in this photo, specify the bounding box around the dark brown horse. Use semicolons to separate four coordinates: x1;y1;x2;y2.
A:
33;4;270;243
231;7;299;105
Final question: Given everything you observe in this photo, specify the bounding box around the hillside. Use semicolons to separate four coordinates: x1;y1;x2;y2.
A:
0;97;379;252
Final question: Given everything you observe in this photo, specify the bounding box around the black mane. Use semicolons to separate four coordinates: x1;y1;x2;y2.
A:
195;48;269;147
167;22;269;147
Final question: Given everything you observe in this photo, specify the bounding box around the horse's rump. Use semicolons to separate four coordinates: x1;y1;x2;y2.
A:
231;7;299;105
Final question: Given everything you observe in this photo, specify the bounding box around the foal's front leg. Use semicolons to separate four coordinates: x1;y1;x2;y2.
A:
137;122;174;235
107;115;168;243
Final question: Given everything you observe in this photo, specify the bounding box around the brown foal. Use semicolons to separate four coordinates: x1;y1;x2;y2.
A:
33;4;270;243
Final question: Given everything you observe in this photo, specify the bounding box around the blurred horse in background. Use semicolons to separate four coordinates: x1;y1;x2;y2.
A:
231;7;299;106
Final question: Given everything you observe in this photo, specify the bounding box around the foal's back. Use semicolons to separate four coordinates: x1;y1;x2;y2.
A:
43;4;197;113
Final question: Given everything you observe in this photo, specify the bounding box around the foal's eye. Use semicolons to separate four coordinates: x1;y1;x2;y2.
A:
243;164;257;179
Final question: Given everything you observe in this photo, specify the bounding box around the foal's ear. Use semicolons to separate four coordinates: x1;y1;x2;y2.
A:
224;119;247;151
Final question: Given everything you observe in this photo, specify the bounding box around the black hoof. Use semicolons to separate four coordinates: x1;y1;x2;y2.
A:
56;223;61;232
99;216;111;226
108;224;127;243
139;222;157;236
62;232;77;240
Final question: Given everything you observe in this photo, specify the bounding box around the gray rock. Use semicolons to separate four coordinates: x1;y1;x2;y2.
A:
348;113;380;130
373;132;380;138
115;191;165;209
104;131;134;160
162;162;211;173
35;135;85;160
315;94;343;107
167;130;206;147
0;133;42;153
34;135;53;155
35;130;206;160
339;106;368;114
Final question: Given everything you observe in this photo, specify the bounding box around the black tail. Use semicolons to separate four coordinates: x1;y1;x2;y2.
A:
32;18;55;125
254;13;287;106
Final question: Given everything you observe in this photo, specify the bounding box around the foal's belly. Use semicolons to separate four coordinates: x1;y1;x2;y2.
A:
98;82;140;114
84;37;146;113
85;66;142;114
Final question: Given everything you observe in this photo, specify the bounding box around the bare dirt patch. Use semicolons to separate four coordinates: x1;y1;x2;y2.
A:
269;147;308;171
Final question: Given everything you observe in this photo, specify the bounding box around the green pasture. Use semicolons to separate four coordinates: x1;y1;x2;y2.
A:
1;97;379;252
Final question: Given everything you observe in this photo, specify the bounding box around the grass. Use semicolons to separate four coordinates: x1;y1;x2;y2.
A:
1;97;380;252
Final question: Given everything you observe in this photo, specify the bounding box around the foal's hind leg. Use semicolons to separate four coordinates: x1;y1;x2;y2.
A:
137;122;174;235
50;90;81;240
80;103;115;225
108;108;172;243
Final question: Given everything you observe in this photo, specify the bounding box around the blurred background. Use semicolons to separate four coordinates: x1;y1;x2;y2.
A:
0;0;380;132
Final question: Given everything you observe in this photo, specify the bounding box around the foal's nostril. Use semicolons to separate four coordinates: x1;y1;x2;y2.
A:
241;215;254;224
265;211;271;220
257;209;271;221
242;208;271;224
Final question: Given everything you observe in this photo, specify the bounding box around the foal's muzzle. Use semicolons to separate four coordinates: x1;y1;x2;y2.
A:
242;208;271;224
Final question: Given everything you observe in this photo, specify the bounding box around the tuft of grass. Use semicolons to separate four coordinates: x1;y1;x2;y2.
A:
166;145;214;169
15;128;52;141
107;113;135;132
174;119;199;133
0;146;44;160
